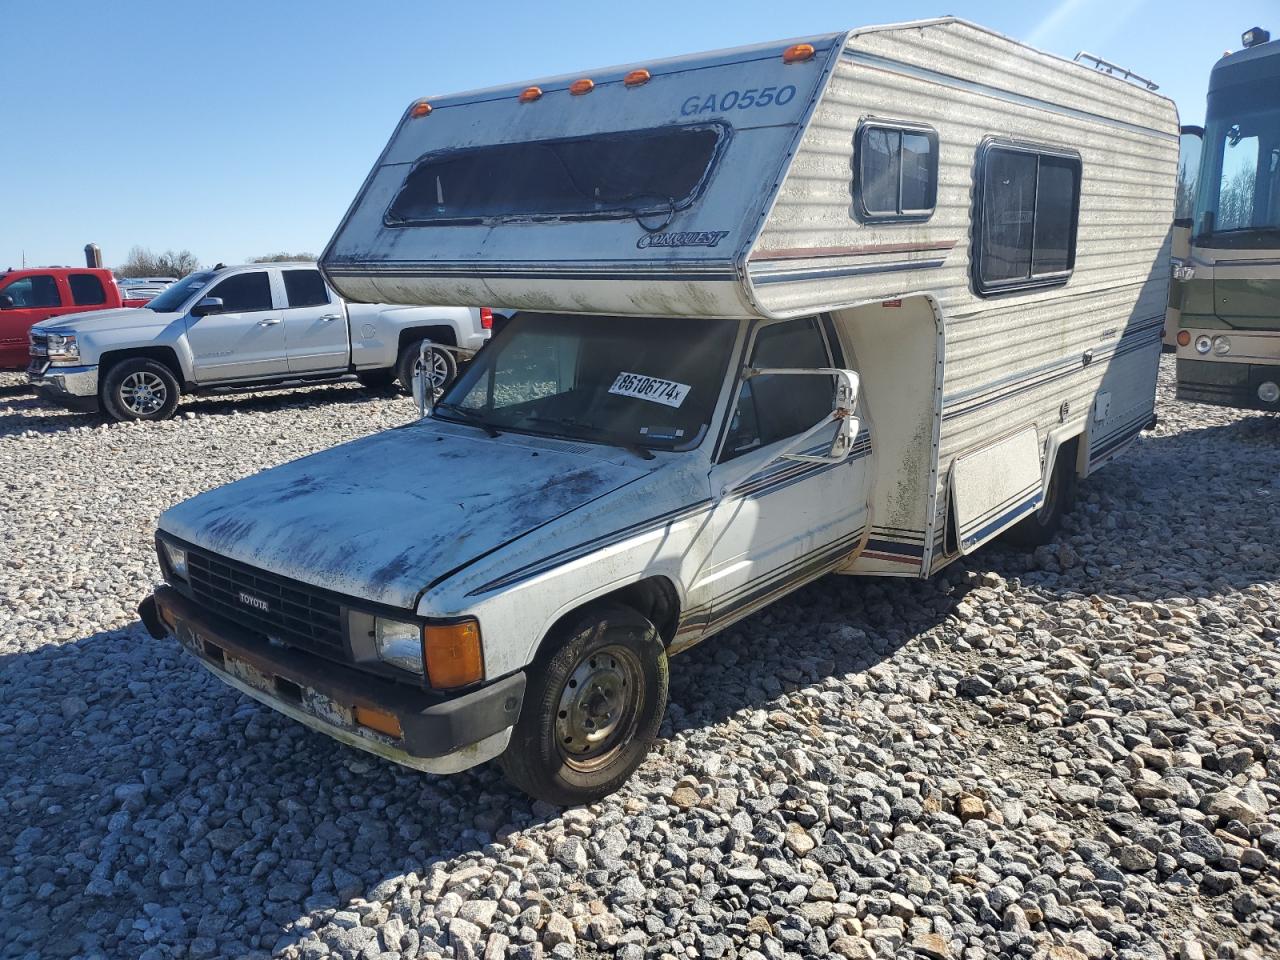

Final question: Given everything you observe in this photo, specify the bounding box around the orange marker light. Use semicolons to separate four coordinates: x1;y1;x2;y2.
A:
569;78;595;96
783;43;816;64
624;69;651;87
519;86;543;103
354;705;403;738
410;100;433;118
424;620;484;689
1176;330;1191;347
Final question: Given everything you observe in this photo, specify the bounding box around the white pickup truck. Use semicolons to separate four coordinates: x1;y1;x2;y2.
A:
27;261;489;421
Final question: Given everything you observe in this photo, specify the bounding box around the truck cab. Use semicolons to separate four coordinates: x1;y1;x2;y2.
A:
0;266;141;369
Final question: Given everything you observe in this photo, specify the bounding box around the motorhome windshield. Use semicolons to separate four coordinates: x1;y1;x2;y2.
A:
385;124;728;226
1193;82;1280;247
436;313;738;451
145;271;215;311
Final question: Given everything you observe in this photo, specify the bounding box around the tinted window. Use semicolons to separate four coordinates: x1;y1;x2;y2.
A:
283;269;330;308
975;145;1080;294
388;124;727;225
856;123;938;220
207;272;273;312
1;275;61;308
722;317;832;461
69;274;107;306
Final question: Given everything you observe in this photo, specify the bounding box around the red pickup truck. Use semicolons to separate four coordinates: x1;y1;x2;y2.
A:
0;267;145;369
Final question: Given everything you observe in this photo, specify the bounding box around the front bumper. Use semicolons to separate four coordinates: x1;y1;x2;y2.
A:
27;361;100;412
141;586;525;774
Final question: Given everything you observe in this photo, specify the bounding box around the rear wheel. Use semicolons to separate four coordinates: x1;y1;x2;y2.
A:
1004;441;1078;547
499;604;668;805
396;339;457;397
101;358;181;422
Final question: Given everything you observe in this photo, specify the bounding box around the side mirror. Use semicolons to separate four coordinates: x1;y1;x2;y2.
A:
413;340;436;418
0;294;13;310
717;368;862;499
191;297;225;317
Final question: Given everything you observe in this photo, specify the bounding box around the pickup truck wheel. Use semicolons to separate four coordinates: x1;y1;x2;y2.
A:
396;340;457;397
1004;442;1078;548
101;358;180;422
500;604;668;805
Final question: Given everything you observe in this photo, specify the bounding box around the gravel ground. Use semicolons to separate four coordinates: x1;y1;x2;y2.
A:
1;357;1277;960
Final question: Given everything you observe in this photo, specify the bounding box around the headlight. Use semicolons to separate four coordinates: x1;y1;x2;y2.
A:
44;333;79;361
374;617;425;675
1212;336;1231;356
1194;335;1213;355
161;541;188;580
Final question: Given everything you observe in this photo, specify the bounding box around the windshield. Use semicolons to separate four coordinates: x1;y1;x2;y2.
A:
144;270;216;311
386;124;728;226
1193;82;1280;247
436;313;738;450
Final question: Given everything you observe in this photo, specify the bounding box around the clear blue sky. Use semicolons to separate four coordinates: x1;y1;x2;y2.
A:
1;0;1272;270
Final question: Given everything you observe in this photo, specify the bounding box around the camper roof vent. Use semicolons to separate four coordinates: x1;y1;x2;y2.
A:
1072;51;1159;90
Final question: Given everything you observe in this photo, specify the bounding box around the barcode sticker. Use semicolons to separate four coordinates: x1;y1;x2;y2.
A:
608;372;691;408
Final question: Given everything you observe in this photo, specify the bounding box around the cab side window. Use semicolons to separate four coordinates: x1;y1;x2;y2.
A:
283;269;331;308
207;272;273;312
2;275;61;308
69;274;107;306
721;317;833;461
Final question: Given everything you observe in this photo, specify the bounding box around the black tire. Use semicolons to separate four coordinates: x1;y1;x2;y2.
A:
1004;441;1078;547
499;604;668;806
101;358;181;422
396;339;457;397
356;368;397;391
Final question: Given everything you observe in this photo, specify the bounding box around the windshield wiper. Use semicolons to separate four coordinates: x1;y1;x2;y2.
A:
520;415;656;461
434;401;500;438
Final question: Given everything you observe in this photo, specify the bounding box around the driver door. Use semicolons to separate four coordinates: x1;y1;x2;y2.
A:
700;316;871;627
0;273;62;369
183;269;288;382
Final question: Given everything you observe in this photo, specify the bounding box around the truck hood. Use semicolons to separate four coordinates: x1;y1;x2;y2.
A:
34;307;181;335
158;421;650;609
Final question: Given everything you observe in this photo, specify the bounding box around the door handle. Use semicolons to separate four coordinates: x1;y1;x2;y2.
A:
257;317;281;326
319;314;341;322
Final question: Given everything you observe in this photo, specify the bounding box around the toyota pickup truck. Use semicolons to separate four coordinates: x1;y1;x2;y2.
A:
0;267;148;369
28;261;490;420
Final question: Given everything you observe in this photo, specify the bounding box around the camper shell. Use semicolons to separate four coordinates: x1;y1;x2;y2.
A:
143;18;1178;804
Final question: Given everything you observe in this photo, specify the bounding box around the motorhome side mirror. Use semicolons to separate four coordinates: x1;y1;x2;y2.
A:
0;294;13;310
191;297;225;317
781;368;861;463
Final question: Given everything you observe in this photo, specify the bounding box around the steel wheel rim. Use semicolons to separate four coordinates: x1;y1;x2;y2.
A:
119;371;167;415
555;643;643;770
413;350;451;391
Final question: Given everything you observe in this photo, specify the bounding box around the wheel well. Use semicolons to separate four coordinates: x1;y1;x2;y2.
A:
539;578;682;657
397;325;457;356
98;347;183;386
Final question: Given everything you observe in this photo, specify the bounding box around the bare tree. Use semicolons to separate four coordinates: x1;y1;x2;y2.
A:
117;247;200;278
249;252;318;263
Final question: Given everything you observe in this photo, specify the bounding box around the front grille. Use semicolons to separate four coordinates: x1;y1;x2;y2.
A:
186;549;347;660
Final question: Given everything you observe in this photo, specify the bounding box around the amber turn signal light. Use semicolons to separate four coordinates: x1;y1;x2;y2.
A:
425;620;484;689
519;86;543;103
569;78;595;96
409;100;433;118
783;43;816;63
1176;330;1191;347
624;69;651;87
354;705;403;738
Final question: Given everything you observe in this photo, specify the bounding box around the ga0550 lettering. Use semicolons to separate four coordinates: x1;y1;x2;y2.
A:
680;85;797;116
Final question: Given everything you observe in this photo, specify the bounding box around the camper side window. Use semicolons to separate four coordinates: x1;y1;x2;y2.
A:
973;143;1082;295
854;122;938;221
720;317;833;462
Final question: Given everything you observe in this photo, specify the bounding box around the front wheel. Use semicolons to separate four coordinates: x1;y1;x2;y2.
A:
499;604;668;806
396;339;457;397
101;358;181;422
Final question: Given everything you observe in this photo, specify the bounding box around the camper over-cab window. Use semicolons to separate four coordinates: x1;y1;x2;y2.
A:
385;124;729;227
854;121;939;221
973;142;1081;295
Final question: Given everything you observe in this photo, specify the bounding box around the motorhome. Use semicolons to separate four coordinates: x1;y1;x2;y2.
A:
141;18;1177;804
1170;26;1280;412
